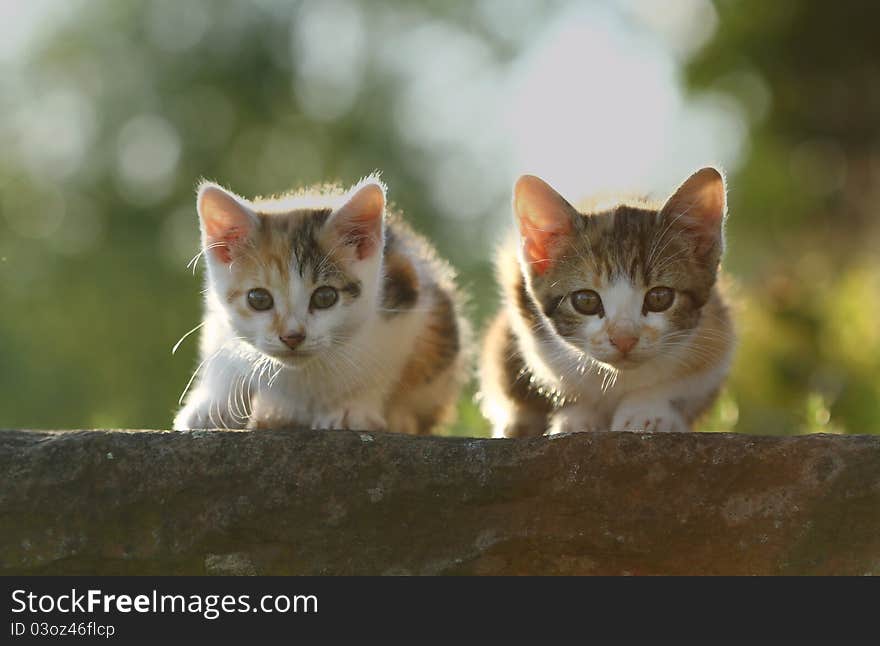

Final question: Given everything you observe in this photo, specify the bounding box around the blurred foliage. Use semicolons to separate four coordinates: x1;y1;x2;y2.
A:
1;0;878;436
688;0;880;434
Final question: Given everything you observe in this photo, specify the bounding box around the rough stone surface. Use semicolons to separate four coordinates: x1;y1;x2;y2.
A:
1;429;878;575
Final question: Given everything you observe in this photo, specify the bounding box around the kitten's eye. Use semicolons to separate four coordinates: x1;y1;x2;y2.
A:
571;289;603;316
247;288;274;311
310;286;338;310
644;286;675;313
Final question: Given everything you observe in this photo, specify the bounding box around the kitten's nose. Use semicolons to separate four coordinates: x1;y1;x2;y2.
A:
610;333;639;355
280;331;306;350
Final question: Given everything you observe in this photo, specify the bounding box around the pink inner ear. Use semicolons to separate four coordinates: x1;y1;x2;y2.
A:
514;175;574;274
339;217;381;260
207;226;247;264
329;182;385;260
661;167;726;256
520;221;567;275
198;185;255;264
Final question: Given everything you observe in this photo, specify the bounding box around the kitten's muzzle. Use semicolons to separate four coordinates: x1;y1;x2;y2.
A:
280;331;306;351
609;332;639;355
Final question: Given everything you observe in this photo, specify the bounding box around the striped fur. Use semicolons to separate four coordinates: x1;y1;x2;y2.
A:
480;169;736;437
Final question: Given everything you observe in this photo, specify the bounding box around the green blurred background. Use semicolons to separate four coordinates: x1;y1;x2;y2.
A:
1;0;878;436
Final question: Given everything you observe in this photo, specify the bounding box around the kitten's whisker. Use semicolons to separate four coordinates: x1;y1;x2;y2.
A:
646;207;689;268
649;247;692;276
646;205;695;272
187;242;228;274
171;321;205;355
176;336;246;406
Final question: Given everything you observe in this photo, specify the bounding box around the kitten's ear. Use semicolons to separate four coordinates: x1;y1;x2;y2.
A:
324;178;386;261
660;167;727;258
196;182;258;264
514;175;577;275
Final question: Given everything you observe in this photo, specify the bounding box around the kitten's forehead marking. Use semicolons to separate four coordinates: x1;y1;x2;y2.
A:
284;209;333;280
564;204;696;290
602;279;642;321
251;207;358;288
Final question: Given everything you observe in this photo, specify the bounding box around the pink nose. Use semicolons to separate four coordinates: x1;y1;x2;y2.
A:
610;334;639;355
280;332;306;350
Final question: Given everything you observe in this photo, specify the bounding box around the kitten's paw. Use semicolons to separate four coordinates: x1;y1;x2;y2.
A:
248;415;296;430
495;408;549;438
312;406;387;431
500;420;545;438
611;403;687;433
173;401;243;430
386;411;421;435
548;406;604;435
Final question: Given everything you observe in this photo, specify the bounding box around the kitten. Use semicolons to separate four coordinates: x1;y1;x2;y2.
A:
173;175;469;434
479;167;735;437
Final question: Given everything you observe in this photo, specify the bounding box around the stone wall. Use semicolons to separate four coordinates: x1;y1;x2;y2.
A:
1;429;878;575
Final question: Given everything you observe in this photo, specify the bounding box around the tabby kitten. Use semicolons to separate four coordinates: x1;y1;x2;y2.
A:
174;176;469;434
480;167;735;437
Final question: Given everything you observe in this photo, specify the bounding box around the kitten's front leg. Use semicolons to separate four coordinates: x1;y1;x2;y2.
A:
174;346;254;430
497;406;550;438
611;397;688;433
547;403;605;435
247;386;387;431
312;398;387;432
247;389;306;430
174;389;246;430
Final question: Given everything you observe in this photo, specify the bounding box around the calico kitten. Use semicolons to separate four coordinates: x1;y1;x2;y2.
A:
480;167;735;437
174;176;469;434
